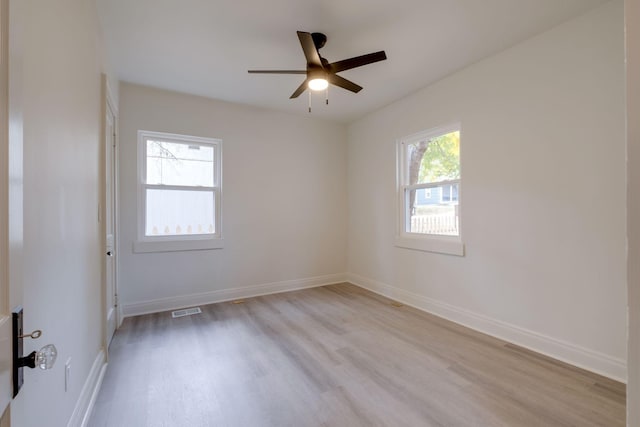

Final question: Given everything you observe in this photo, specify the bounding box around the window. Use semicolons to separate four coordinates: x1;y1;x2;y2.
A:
396;124;464;256
135;131;222;253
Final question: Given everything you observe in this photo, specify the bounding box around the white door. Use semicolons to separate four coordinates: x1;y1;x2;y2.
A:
104;83;118;346
0;0;11;416
0;0;22;423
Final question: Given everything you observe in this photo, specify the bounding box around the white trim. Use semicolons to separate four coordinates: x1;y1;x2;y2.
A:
101;74;120;354
67;349;107;427
133;237;224;253
627;0;640;424
396;123;464;255
109;81;122;336
122;273;348;317
104;80;118;118
136;130;223;252
405;179;460;192
347;273;627;383
401;122;462;145
395;235;464;256
117;304;124;328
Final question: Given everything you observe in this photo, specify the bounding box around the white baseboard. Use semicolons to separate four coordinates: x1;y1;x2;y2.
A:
122;273;348;318
347;273;627;383
67;349;107;427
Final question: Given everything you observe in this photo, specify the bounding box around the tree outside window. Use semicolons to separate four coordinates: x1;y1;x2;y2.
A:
399;126;460;237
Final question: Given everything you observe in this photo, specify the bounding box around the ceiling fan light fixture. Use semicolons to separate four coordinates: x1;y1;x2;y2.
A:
248;31;387;101
308;78;328;91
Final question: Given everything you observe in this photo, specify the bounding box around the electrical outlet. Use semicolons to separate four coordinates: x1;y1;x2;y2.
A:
65;358;71;392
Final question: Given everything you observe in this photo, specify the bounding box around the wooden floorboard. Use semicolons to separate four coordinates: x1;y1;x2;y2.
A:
88;283;626;427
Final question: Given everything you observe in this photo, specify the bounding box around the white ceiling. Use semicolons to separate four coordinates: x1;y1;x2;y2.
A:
96;0;607;124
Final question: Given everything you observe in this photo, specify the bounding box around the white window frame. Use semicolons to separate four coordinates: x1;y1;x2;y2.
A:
134;130;223;253
395;123;464;256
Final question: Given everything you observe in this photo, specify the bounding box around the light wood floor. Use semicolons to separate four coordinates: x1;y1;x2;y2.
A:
88;283;625;427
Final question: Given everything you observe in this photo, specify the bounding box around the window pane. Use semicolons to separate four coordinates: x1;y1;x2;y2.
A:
146;140;214;187
146;189;215;236
408;130;460;185
407;184;459;236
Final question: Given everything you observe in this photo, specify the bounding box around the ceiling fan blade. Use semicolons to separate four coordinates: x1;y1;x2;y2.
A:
328;51;387;73
297;31;323;68
248;70;307;74
290;78;310;99
328;74;363;93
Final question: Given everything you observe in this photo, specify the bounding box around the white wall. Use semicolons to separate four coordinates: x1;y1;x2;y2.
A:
12;0;114;425
347;1;627;380
118;84;347;315
626;0;640;422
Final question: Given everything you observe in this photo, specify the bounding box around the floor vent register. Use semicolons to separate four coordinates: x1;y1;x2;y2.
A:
171;307;202;318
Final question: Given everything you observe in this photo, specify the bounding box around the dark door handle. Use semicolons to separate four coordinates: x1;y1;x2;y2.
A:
106;251;113;257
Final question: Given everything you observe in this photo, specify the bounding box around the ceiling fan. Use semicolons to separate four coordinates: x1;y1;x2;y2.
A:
248;31;387;100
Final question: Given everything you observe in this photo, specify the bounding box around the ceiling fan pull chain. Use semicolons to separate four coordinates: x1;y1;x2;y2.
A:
326;86;329;105
309;91;312;113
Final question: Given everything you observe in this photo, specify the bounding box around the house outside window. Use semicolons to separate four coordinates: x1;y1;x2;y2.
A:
135;130;223;252
396;123;464;256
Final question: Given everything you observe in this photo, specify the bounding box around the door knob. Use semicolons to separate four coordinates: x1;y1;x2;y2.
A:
106;251;113;256
18;344;57;370
12;307;58;397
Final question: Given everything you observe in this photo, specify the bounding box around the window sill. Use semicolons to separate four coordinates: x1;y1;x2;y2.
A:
395;235;464;256
133;238;224;253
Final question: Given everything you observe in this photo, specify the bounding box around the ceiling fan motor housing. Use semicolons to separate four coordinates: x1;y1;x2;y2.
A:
311;33;327;50
308;68;327;80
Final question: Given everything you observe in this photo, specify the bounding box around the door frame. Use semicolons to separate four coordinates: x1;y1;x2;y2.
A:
100;75;119;354
627;0;640;425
